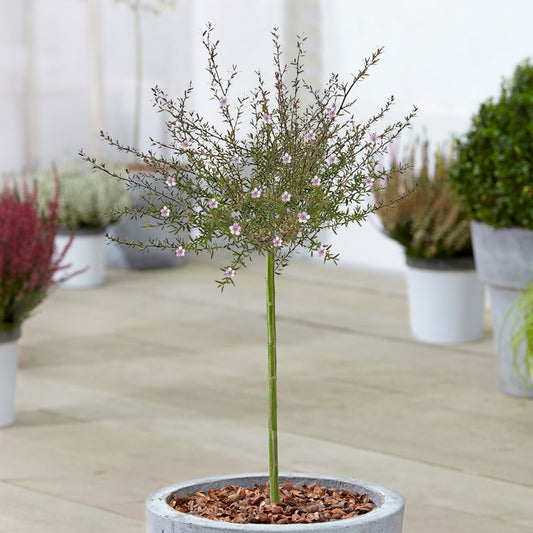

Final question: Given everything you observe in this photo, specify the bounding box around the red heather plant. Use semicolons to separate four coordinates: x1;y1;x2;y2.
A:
0;182;68;332
82;26;416;502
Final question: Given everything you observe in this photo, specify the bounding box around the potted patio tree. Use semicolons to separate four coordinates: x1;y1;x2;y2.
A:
83;25;416;532
374;140;485;344
450;59;533;397
37;160;129;288
0;181;70;427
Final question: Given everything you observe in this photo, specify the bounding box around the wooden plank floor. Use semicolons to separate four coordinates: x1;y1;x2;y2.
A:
1;256;532;532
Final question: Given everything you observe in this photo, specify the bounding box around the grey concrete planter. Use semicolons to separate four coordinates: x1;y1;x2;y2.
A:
146;473;404;532
471;221;533;397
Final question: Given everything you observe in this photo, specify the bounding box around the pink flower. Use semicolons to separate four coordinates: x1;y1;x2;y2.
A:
327;155;338;165
273;236;283;247
232;154;241;166
327;108;336;118
306;130;316;141
219;96;228;107
281;191;291;202
175;246;185;257
317;247;326;258
209;198;219;209
230;222;241;235
298;212;310;223
281;153;292;164
311;176;321;187
364;176;373;186
370;133;378;144
251;188;261;198
160;206;170;217
225;267;235;278
180;140;191;149
166;176;176;187
262;113;272;123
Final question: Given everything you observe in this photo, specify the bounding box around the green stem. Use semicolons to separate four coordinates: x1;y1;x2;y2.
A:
266;250;279;503
133;0;141;149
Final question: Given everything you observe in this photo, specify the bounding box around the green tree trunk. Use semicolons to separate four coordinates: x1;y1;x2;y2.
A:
266;251;279;503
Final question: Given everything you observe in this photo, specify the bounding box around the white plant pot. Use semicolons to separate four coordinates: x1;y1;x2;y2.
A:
406;257;485;345
146;473;404;532
0;327;21;428
54;229;106;288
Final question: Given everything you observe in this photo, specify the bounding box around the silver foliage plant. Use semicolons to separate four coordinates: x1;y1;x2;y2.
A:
37;160;129;230
82;25;416;288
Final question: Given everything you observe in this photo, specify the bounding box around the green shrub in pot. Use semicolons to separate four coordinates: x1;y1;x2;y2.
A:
449;59;533;230
450;59;533;395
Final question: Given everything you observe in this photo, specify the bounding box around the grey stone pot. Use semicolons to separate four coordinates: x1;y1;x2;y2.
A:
470;221;533;397
106;176;187;270
145;473;404;533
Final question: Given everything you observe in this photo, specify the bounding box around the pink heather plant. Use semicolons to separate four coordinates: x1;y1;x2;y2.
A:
0;182;70;332
82;24;416;502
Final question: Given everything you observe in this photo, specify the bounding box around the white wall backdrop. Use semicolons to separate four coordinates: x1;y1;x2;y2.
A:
1;0;532;273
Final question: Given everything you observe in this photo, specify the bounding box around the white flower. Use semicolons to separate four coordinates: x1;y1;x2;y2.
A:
281;153;292;164
273;236;283;247
251;188;261;198
175;246;185;257
160;206;170;217
209;198;219;209
166;176;176;187
225;267;235;278
298;212;310;223
230;223;241;235
281;191;291;202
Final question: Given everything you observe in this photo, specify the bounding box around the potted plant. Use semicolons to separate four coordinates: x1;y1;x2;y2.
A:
450;59;533;397
0;182;70;427
374;140;485;344
83;26;416;531
37;160;129;288
106;0;184;270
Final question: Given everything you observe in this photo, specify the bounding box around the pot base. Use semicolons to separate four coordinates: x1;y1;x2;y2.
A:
146;473;404;532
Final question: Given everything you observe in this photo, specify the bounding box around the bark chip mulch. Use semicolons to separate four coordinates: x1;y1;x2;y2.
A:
168;481;376;525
